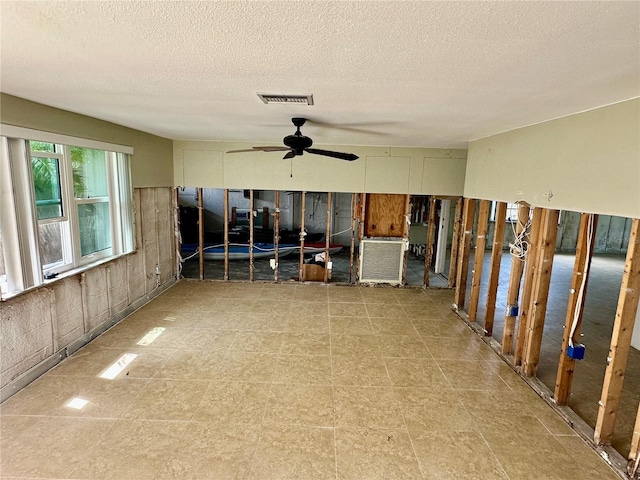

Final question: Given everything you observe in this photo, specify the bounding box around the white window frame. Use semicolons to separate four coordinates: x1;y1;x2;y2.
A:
0;125;135;300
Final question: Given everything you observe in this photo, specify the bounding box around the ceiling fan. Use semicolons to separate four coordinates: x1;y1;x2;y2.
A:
227;117;359;161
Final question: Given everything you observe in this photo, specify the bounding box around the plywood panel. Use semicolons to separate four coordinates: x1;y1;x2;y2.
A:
365;156;411;193
365;194;408;238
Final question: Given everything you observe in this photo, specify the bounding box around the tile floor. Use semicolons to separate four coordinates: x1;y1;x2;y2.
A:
0;282;621;479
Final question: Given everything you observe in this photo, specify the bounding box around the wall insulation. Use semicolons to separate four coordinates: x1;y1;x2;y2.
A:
0;187;177;400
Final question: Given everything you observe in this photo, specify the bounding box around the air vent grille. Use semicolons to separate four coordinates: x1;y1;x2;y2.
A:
257;93;314;105
359;239;405;285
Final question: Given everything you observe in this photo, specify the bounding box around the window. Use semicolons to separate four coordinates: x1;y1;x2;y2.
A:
490;202;521;222
0;128;134;299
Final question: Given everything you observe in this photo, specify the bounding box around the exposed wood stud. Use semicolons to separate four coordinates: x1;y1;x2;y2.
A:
401;194;411;285
484;201;507;335
356;193;366;283
198;187;204;281
424;196;437;287
448;197;463;288
324;192;332;284
468;199;491;321
299;191;306;283
522;208;559;377
249;189;254;282
595;218;640;445
223;188;229;281
514;207;543;365
629;405;640;476
173;188;181;279
554;213;597;405
349;193;357;284
454;198;476;309
501;204;530;354
274;190;280;282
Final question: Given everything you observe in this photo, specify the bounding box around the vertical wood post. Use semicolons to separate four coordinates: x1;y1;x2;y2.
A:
595;218;640;445
468;200;491;321
484;201;507;334
349;193;357;284
223;188;229;281
173;188;181;278
454;198;476;309
401;194;411;286
629;404;640;476
522;208;559;377
448;197;463;288
249;190;254;282
514;207;544;365
356;193;366;283
502;204;530;354
299;191;306;282
324;192;332;283
274;190;280;282
424;196;437;287
554;213;597;405
197;187;204;281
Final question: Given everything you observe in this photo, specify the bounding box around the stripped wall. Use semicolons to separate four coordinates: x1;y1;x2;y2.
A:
0;187;176;398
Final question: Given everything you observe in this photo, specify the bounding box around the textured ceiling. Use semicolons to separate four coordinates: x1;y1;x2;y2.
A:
1;1;638;149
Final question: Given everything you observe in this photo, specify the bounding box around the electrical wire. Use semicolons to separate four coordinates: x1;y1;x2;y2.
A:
568;214;594;348
509;206;532;260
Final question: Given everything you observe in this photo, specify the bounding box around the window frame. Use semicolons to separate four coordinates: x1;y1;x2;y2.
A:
0;125;135;300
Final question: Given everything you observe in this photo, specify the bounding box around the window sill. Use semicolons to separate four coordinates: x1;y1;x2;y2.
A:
1;251;137;302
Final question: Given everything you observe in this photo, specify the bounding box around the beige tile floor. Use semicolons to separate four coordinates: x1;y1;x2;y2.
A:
0;282;621;480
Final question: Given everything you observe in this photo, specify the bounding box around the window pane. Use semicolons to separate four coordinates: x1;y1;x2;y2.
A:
78;202;111;256
29;141;56;153
31;157;63;219
71;147;108;198
38;222;64;267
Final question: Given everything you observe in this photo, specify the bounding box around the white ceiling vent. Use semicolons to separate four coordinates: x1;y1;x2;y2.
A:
257;93;314;105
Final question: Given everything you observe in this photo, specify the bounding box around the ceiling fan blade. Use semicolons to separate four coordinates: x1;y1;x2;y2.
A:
227;146;290;153
283;150;296;159
305;148;359;161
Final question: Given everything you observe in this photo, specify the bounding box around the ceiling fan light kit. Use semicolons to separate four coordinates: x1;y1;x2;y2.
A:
227;117;359;161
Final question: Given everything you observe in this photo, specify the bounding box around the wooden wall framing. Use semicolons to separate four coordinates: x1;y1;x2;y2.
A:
468;199;491;321
454;198;476;310
484;201;507;334
595;218;640;446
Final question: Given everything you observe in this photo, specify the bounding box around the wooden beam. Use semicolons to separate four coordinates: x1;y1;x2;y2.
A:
223;188;229;281
249;190;254;282
274;190;280;282
522;208;559;377
595;218;640;445
514;207;544;365
197;187;204;281
356;193;366;283
454;198;476;309
401;194;411;285
299;191;306;283
324;192;332;283
554;213;597;405
349;193;357;284
501;204;530;355
484;201;507;335
448;197;463;288
468;200;491;321
629;404;640;476
424;196;437;287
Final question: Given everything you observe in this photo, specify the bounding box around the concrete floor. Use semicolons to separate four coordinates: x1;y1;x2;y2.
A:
0;282;620;479
467;251;639;456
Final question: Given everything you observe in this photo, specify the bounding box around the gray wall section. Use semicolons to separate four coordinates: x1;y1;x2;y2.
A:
0;187;176;394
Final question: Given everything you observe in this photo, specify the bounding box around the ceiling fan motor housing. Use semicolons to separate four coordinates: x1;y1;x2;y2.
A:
283;133;312;155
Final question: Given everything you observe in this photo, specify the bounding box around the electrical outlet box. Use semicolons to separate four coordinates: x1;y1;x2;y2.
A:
506;304;519;317
567;344;586;360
